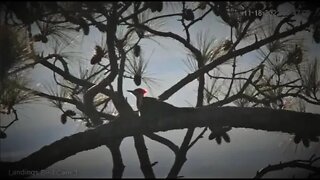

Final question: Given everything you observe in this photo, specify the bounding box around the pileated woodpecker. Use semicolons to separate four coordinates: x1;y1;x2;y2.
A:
128;88;232;143
127;88;192;121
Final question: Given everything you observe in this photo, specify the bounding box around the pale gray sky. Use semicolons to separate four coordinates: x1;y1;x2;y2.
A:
1;2;320;178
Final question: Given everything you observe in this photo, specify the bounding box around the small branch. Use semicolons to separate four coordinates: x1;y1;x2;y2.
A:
1;108;19;132
117;2;131;16
39;54;92;88
181;2;190;43
186;8;213;29
187;127;208;150
210;65;262;107
207;74;248;81
86;65;110;82
224;57;237;99
254;156;320;178
20;86;76;105
116;40;127;97
145;133;179;155
20;86;117;121
274;14;294;35
119;5;148;23
135;24;202;62
143;13;182;25
158;16;318;101
52;59;75;91
8;61;41;76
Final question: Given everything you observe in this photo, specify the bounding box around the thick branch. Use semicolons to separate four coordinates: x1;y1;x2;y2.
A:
105;139;125;179
1;107;320;177
133;135;156;178
116;41;126;97
167;128;195;178
83;12;119;125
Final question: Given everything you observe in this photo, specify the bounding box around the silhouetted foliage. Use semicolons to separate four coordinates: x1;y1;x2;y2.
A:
1;1;320;178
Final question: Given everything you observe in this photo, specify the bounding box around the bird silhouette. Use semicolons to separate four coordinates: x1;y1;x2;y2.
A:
128;88;232;142
127;88;193;121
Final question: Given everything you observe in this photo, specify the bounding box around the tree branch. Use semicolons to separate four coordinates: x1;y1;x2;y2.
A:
135;24;202;61
167;128;194;178
21;86;76;105
188;127;208;150
1;107;320;177
83;12;119;125
133;135;156;178
20;86;117;121
39;55;92;88
105;139;125;179
254;156;320;178
158;17;319;101
145;133;179;155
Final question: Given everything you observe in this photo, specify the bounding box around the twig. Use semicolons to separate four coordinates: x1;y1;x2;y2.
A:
145;133;179;155
1;108;19;132
254;156;320;178
187;127;208;149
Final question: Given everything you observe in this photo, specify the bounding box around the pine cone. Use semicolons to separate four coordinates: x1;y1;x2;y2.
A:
60;110;76;124
134;74;142;86
90;46;104;64
145;2;163;12
0;130;7;139
183;9;195;21
134;45;141;57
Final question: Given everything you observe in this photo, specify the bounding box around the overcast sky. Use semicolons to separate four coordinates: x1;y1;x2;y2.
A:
1;2;320;178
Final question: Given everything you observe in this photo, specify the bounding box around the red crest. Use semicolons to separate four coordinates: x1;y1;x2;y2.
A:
135;88;147;95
